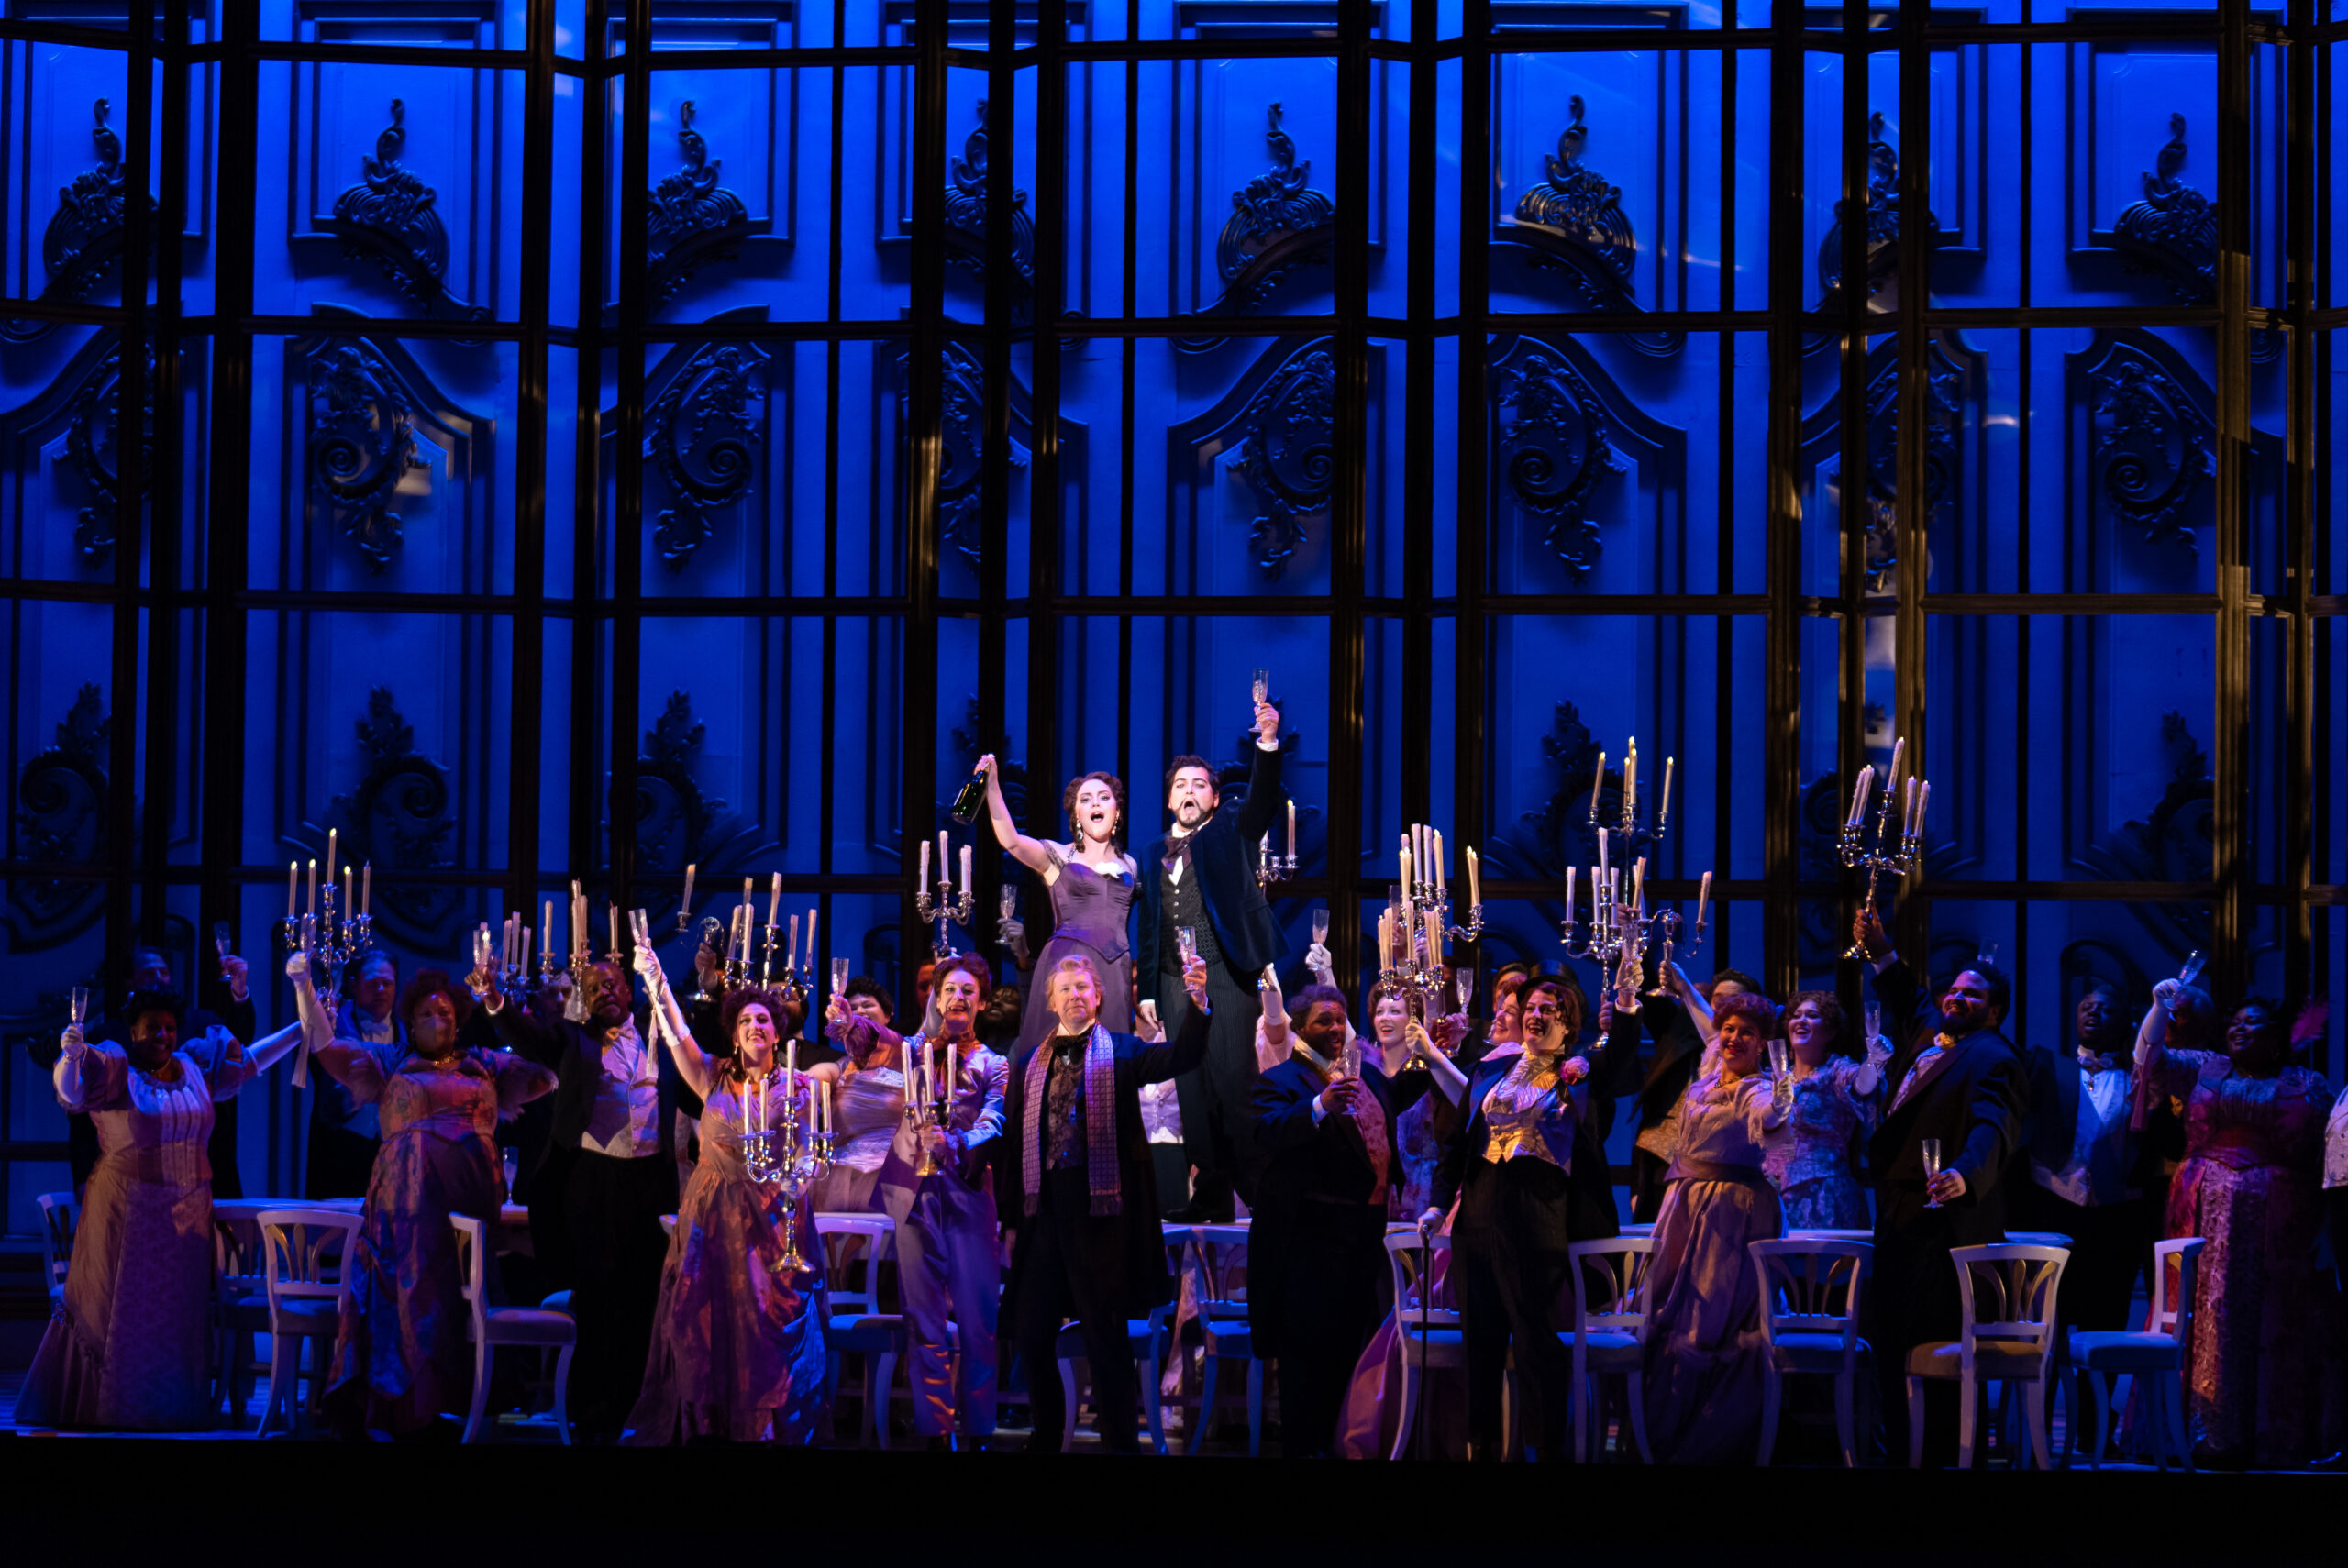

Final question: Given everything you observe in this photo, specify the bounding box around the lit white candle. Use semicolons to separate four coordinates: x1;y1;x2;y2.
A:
1466;845;1480;908
1846;764;1876;828
608;902;620;955
1287;798;1297;860
1565;865;1578;922
768;873;781;932
804;908;817;971
1903;777;1920;837
1886;735;1907;795
326;829;337;889
1589;752;1605;817
286;860;298;919
937;832;950;890
1914;780;1931;837
1632;856;1645;909
543;900;555;963
307;857;317;919
1623;744;1636;818
1597;827;1611;877
360;861;371;917
681;862;696;916
1423;908;1440;963
1433;830;1445;897
960;845;972;898
520;923;533;973
787;914;800;972
1658;756;1674;828
918;838;930;890
1696;870;1711;928
341;864;351;924
1400;845;1412;901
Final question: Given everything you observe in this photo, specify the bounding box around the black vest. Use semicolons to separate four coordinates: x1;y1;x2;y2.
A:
1159;852;1223;973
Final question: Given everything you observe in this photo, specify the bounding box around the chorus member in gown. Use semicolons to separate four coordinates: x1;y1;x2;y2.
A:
2012;983;2149;1337
1251;984;1441;1456
1642;991;1792;1464
626;951;827;1445
309;950;403;1200
810;985;917;1216
998;952;1210;1453
1133;698;1289;1219
890;955;1011;1447
28;945;259;1198
980;753;1139;1051
1425;976;1596;1461
1852;910;2028;1467
485;957;680;1441
14;977;302;1430
1629;966;1755;1221
291;964;555;1437
2132;983;2334;1468
1762;990;1888;1230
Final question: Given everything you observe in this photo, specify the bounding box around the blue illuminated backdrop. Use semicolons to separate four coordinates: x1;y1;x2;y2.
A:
0;0;2339;1220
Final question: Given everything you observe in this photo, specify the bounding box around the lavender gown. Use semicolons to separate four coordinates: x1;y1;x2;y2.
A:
1017;842;1136;1052
1641;1070;1786;1464
1761;1055;1881;1230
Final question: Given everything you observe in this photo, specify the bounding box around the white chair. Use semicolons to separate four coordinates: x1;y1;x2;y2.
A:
1053;1308;1173;1454
1904;1242;2067;1470
1383;1228;1477;1463
253;1208;364;1436
1566;1234;1654;1463
2063;1236;2205;1471
450;1213;577;1442
1180;1222;1262;1454
814;1212;904;1447
34;1190;74;1310
1748;1237;1873;1467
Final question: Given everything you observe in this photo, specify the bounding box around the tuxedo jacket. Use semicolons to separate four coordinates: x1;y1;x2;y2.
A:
1866;957;2027;1246
1432;1043;1621;1243
1250;1055;1432;1226
2020;1044;2155;1197
492;1001;681;1187
1133;743;1287;989
994;1007;1209;1321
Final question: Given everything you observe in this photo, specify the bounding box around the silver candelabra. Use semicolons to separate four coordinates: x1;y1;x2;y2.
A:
741;1071;834;1275
1838;736;1931;959
281;876;373;1016
1255;831;1297;888
1557;734;1705;1005
914;875;977;960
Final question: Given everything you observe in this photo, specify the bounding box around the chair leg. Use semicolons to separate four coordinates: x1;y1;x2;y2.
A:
1956;1376;1977;1471
1569;1350;1589;1464
1058;1357;1080;1454
1501;1370;1516;1462
1195;1353;1224;1456
2026;1380;2054;1472
2164;1370;2192;1474
552;1343;574;1445
462;1337;493;1443
1833;1369;1857;1469
1757;1364;1782;1467
872;1351;897;1451
2088;1370;2110;1472
261;1333;290;1437
1626;1372;1653;1466
1143;1351;1167;1456
1906;1377;1927;1469
1386;1354;1416;1463
1246;1360;1263;1459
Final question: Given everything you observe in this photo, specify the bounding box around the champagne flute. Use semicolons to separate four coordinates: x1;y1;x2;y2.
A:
831;956;850;998
1767;1038;1790;1079
1000;883;1018;923
1453;966;1474;1012
70;986;90;1026
2176;949;2206;988
1921;1138;1944;1208
1864;1001;1882;1050
1177;926;1199;967
214;920;235;980
1312;907;1331;946
1252;668;1271;706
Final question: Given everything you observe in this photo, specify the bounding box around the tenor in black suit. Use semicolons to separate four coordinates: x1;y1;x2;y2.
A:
2011;1032;2153;1336
997;974;1209;1454
1134;727;1288;1214
1250;1046;1432;1457
1862;942;2028;1467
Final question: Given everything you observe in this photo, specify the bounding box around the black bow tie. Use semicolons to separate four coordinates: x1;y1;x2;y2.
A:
1164;835;1193;870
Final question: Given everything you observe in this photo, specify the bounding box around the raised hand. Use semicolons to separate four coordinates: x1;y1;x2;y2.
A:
1853;908;1890;962
285;949;312;983
60;1023;86;1060
631;941;661;979
222;954;251;1000
1253;700;1280;745
1318;1075;1364;1115
1304;942;1334;979
1181;953;1212;1015
978;751;998;781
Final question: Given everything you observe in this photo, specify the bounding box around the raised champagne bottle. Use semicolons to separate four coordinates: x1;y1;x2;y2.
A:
947;765;988;824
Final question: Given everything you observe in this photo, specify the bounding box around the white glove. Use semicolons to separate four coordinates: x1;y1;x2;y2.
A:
1304;943;1334;978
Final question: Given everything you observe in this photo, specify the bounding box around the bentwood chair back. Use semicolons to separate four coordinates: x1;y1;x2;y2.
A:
254;1208;364;1436
1748;1237;1873;1467
814;1213;904;1447
450;1212;577;1442
34;1191;74;1309
1904;1242;2067;1470
1192;1222;1253;1317
1381;1228;1472;1462
2061;1236;2205;1472
1566;1234;1655;1463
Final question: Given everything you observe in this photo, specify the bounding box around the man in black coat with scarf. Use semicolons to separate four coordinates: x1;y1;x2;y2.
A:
1133;696;1288;1219
1854;910;2029;1467
999;949;1210;1453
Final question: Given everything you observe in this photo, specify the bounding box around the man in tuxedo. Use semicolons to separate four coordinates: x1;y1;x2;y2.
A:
1133;696;1288;1219
1250;984;1434;1457
1854;910;2028;1467
2014;982;2151;1337
998;951;1210;1453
